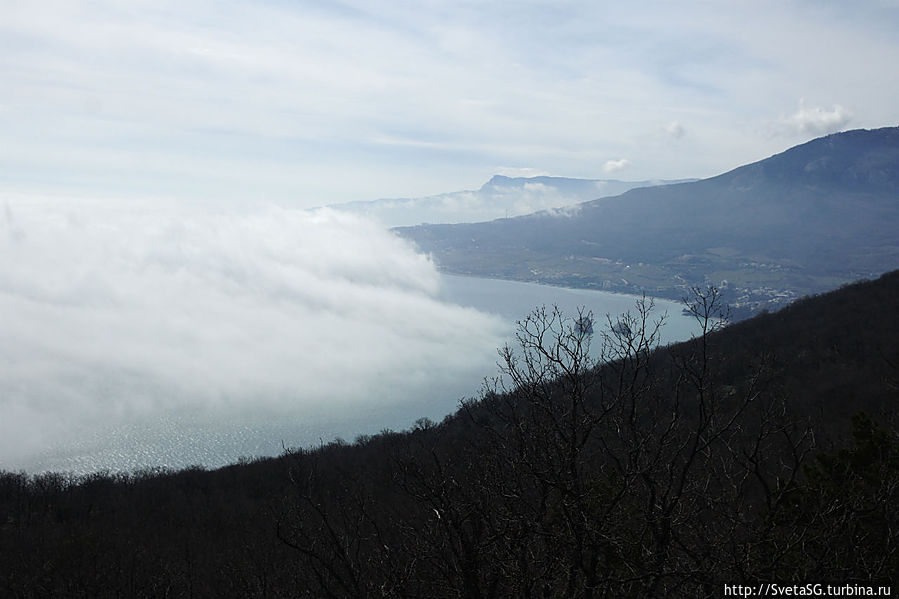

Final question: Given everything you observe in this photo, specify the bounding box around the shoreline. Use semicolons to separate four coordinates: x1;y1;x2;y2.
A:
436;269;691;308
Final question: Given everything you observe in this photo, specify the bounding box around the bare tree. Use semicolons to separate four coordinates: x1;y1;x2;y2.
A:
278;288;819;597
468;289;815;596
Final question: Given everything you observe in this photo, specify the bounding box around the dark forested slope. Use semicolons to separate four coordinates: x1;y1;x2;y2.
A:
398;127;899;317
1;271;898;597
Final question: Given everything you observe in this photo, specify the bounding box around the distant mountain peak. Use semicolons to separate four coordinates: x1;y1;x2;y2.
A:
479;174;695;194
485;174;513;185
479;174;569;190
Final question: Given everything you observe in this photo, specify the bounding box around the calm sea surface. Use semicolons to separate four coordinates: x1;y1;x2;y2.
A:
438;274;700;343
15;275;703;475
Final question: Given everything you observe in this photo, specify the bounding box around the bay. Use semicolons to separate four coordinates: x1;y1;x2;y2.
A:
437;274;701;345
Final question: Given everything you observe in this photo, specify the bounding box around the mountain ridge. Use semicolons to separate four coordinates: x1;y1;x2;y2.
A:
397;127;899;318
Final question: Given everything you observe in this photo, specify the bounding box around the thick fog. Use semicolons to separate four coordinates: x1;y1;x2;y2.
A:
0;196;508;470
331;181;593;227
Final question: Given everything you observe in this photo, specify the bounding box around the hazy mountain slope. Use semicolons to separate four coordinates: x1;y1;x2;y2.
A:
327;175;695;227
397;127;899;317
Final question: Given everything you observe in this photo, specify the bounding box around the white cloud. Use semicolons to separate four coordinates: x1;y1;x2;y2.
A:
603;159;632;173
494;167;552;178
0;196;507;468
664;121;686;139
779;99;852;136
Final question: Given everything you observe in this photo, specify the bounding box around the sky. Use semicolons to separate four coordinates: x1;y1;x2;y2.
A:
2;0;898;207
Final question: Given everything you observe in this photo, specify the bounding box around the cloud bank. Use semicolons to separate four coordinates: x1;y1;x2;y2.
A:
335;184;590;227
328;176;687;227
0;197;507;468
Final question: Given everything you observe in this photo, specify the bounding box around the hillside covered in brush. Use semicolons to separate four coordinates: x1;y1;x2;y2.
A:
2;271;898;597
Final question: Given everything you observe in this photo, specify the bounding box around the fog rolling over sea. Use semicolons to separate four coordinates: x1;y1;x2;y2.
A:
1;196;700;474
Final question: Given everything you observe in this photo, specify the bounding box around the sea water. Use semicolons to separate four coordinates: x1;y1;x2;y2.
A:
11;275;703;475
